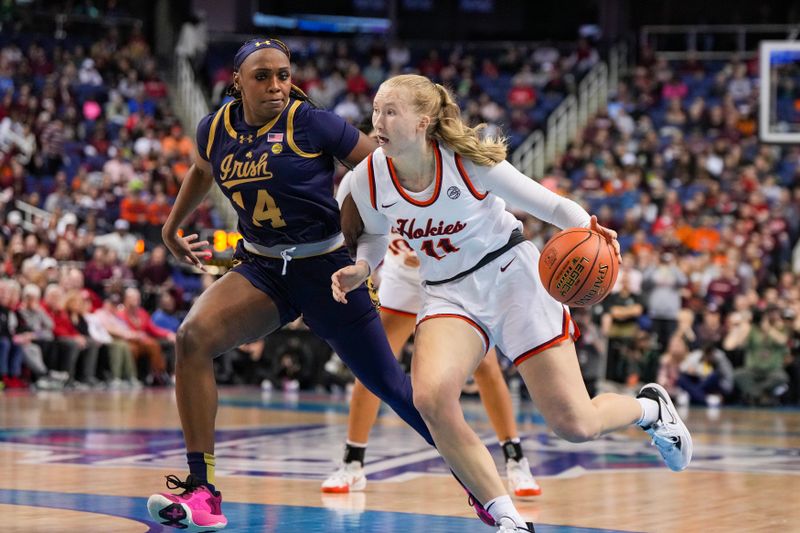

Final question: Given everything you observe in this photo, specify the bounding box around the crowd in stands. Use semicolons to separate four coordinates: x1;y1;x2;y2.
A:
204;36;597;151
1;10;799;407
0;16;224;390
0;18;599;393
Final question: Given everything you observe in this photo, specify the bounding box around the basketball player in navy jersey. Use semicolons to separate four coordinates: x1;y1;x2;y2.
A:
146;39;444;532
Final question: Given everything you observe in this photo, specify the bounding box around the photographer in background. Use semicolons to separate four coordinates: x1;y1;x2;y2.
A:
726;307;790;406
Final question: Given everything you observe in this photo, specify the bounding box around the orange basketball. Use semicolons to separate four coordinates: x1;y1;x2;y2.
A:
538;228;619;307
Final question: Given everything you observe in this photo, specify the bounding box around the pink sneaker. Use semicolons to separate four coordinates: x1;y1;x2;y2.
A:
467;491;497;526
147;475;227;532
450;469;497;526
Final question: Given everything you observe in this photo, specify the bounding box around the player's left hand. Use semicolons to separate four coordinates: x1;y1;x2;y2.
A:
331;261;370;304
590;215;622;264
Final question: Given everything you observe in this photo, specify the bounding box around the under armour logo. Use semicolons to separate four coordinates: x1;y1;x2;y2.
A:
254;40;271;47
239;134;254;144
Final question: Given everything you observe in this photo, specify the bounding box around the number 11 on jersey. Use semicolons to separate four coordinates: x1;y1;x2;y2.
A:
420;238;459;260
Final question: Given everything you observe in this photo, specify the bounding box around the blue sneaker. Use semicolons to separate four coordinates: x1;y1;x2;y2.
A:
637;383;692;472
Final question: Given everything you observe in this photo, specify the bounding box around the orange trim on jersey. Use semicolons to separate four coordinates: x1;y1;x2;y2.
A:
380;306;416;318
513;307;580;367
454;153;488;200
367;153;377;209
386;140;442;207
417;313;489;352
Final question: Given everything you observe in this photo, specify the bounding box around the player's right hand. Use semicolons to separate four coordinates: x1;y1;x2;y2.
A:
163;231;211;271
340;193;364;258
331;261;370;304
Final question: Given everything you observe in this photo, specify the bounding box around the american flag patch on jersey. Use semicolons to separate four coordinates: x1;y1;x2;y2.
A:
267;133;284;142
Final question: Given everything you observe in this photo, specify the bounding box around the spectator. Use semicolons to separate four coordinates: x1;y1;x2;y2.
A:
17;283;66;388
161;123;193;159
118;287;174;383
678;344;734;406
694;303;724;347
93;296;155;386
506;77;537;110
657;334;690;402
82;292;137;388
119;182;148;230
84;246;114;295
362;56;386;90
78;58;103;86
64;290;102;386
333;92;362;124
152;291;182;333
94;219;138;261
602;276;644;385
175;12;208;72
0;280;25;388
642;252;687;352
706;262;741;314
40;284;84;386
726;308;791;406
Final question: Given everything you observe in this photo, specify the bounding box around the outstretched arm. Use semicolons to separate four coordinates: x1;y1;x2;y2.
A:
478;160;621;262
161;146;214;270
335;170;364;257
331;165;391;304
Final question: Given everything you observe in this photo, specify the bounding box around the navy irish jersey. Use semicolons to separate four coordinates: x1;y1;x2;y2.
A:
196;98;359;247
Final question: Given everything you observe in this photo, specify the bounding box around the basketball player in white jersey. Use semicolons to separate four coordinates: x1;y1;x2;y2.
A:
322;172;541;498
332;74;692;533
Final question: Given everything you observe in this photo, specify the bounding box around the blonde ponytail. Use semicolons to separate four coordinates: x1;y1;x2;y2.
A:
382;75;507;166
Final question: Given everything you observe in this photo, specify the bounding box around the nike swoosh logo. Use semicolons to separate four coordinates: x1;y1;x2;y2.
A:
664;402;677;424
381;201;398;208
500;258;516;272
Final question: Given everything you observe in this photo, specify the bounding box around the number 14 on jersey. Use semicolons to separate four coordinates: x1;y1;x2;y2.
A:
231;189;286;228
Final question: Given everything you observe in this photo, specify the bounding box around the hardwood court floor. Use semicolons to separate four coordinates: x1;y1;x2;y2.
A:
1;386;799;532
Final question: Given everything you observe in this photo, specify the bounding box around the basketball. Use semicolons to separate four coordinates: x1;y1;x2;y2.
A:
538;228;619;307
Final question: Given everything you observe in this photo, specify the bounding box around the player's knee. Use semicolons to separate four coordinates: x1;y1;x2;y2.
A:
550;413;601;443
175;318;212;358
413;388;455;424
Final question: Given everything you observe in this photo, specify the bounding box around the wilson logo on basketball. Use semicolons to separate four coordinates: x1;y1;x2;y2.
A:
573;263;610;306
555;256;590;295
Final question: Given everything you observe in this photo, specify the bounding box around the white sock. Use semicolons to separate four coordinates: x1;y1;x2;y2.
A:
485;494;526;527
636;397;660;428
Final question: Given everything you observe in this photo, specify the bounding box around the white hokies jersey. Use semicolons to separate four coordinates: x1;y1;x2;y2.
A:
350;141;521;283
336;170;418;282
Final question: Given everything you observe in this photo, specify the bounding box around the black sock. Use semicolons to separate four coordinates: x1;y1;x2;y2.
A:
186;452;216;493
501;439;523;462
343;442;366;465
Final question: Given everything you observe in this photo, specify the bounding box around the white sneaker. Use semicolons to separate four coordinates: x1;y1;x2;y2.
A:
506;458;541;497
705;394;722;407
676;390;690;407
497;517;536;532
321;462;366;493
48;370;69;382
637;383;693;472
